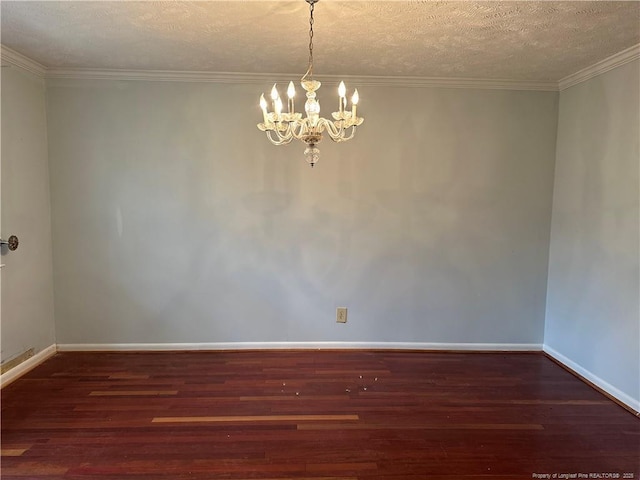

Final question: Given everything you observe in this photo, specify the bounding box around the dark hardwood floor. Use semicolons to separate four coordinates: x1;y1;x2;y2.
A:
2;351;638;479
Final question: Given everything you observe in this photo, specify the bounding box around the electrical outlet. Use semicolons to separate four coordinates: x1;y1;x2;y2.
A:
336;307;347;323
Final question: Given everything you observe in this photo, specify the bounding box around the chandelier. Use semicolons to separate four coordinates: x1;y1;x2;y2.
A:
257;0;364;167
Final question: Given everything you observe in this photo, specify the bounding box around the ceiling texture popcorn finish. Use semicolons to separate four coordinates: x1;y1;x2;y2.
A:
1;1;639;83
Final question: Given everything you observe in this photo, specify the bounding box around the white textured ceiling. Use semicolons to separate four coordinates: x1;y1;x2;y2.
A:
1;1;639;82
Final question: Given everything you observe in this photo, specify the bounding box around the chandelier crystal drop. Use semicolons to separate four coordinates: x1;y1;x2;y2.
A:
257;0;364;167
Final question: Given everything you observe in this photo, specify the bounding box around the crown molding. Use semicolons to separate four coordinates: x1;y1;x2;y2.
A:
559;43;640;91
321;75;557;91
4;42;638;92
0;45;47;77
45;68;291;84
44;67;558;91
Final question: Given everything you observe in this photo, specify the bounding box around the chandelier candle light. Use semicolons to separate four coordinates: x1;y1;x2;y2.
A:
257;0;364;167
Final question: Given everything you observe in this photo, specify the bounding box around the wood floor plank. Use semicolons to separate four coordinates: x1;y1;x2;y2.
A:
107;373;151;379
2;350;638;479
89;390;178;396
296;423;544;430
152;414;360;423
1;448;29;457
238;395;348;401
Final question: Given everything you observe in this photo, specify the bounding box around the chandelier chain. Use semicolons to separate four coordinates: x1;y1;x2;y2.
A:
308;1;314;77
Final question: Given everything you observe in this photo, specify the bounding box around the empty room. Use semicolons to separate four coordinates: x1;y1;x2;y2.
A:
1;1;639;478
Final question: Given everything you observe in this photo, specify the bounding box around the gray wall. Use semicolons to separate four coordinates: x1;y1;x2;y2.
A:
1;66;56;361
46;78;558;346
545;60;640;408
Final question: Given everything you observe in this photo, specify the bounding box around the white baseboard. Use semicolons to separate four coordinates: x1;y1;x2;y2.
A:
56;341;542;352
6;343;635;413
0;344;57;388
543;345;640;414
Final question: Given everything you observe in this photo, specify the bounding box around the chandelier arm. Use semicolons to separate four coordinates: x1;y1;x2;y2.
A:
333;126;357;142
321;119;358;143
288;119;309;140
272;122;294;142
320;118;347;141
266;130;294;145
